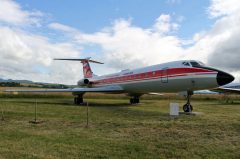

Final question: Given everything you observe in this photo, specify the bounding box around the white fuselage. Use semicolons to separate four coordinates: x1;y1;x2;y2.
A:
81;60;220;94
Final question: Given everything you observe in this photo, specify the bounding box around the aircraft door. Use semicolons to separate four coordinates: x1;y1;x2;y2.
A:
161;68;168;83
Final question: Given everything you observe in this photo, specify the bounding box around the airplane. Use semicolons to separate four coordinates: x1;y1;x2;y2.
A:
194;83;240;94
194;90;219;94
5;58;235;113
211;82;240;94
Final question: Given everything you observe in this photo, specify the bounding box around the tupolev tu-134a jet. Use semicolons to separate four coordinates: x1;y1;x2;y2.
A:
5;58;234;112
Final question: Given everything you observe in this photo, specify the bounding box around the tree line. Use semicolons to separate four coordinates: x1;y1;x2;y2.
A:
0;82;69;88
0;82;21;87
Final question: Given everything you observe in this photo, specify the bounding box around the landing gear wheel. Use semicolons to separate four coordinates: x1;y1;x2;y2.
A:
74;97;77;104
130;98;133;104
183;104;193;112
130;97;140;104
74;96;84;105
182;91;194;112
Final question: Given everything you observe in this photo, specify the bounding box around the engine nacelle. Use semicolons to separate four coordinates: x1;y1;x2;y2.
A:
77;79;90;86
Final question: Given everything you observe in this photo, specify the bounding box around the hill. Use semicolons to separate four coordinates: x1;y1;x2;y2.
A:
0;78;73;88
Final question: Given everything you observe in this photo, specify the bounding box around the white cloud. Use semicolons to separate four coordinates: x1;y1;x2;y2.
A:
68;15;185;71
0;0;43;26
166;0;181;5
0;0;81;84
208;0;240;18
0;27;81;84
184;0;240;82
153;14;179;34
48;23;78;33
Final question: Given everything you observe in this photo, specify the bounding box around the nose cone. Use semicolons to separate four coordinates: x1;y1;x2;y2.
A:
217;71;235;86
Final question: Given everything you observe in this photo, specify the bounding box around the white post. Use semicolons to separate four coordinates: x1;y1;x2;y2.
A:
1;103;4;121
1;93;4;121
34;99;37;123
86;102;89;128
170;103;179;116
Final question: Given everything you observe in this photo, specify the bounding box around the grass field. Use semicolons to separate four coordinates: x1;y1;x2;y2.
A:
0;94;240;159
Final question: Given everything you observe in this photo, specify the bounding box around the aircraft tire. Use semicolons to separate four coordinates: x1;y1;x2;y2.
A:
130;98;140;104
74;97;77;104
76;98;80;105
183;104;193;112
79;98;83;104
130;98;134;104
136;98;139;103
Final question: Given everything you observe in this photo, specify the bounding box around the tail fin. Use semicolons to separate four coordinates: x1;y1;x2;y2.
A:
54;57;103;78
82;59;94;78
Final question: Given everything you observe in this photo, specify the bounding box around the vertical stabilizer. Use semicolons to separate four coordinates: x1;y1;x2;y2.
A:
81;60;93;78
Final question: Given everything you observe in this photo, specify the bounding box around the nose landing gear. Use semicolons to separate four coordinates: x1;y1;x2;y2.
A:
183;91;193;112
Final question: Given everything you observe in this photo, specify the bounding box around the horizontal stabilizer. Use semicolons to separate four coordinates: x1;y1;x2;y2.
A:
54;57;104;64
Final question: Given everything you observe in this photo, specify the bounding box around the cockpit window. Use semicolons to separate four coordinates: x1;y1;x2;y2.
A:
182;62;190;66
198;61;205;66
190;61;201;67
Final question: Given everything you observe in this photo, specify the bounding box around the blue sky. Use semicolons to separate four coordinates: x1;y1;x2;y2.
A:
1;0;240;84
16;0;212;38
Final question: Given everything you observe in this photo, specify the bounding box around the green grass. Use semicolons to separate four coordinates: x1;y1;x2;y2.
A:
0;96;240;159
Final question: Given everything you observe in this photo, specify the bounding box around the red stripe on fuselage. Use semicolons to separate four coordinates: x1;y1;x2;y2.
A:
92;67;216;86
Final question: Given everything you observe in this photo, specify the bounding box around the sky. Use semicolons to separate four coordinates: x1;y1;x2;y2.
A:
0;0;240;84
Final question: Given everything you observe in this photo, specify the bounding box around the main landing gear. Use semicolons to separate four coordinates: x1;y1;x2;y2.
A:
130;96;140;104
74;95;84;105
183;91;193;112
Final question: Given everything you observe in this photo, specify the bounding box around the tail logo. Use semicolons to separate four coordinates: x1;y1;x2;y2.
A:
82;61;93;78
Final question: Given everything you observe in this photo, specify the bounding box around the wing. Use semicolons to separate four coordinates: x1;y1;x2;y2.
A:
211;87;240;94
4;85;124;93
